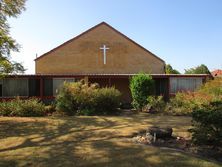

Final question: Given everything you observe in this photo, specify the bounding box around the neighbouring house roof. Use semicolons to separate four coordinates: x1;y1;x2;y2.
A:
34;22;165;63
211;69;222;77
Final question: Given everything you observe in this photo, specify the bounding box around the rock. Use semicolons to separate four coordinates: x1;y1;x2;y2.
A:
146;133;153;141
148;126;173;138
141;136;146;142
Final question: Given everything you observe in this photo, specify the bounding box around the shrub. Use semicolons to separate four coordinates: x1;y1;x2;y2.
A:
0;98;45;117
55;81;121;115
93;87;121;115
198;77;222;97
44;104;56;115
77;108;95;116
0;101;15;116
130;73;155;110
145;96;165;112
55;81;81;115
189;102;222;147
165;92;201;115
165;78;222;115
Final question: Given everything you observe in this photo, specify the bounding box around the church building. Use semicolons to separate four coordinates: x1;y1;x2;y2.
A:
0;22;210;103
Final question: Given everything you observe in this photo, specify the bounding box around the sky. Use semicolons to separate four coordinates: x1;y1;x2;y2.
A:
8;0;222;74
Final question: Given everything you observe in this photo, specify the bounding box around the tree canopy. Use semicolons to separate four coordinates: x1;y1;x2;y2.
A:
165;64;180;74
185;64;211;74
0;0;26;74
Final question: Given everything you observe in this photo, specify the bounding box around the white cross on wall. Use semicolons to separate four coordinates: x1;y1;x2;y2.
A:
100;44;109;65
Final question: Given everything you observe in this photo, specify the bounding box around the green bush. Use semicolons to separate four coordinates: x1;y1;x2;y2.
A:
145;96;165;112
130;73;155;110
56;81;81;115
77;108;95;116
189;101;222;147
55;81;121;115
0;101;16;116
0;98;45;117
93;87;121;115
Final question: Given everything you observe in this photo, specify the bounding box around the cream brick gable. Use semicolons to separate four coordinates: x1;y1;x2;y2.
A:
35;22;165;74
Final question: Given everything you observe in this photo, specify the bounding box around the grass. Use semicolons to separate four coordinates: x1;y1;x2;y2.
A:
0;111;221;167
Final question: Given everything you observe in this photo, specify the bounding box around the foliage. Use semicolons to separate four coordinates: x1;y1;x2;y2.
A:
55;81;80;115
165;64;180;74
198;77;222;97
0;0;26;74
130;73;155;110
185;64;211;74
44;105;56;115
187;78;222;146
56;81;121;115
165;92;204;115
0;98;45;117
189;102;222;147
76;108;94;116
165;78;222;115
93;87;121;115
145;96;165;112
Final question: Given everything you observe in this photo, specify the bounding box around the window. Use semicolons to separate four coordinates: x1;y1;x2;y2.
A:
2;78;28;97
53;78;75;96
170;77;202;94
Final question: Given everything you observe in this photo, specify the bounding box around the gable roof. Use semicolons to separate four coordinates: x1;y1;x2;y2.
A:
35;22;165;63
211;69;222;77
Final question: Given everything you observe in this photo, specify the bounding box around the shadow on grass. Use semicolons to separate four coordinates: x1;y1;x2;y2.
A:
0;159;17;167
87;140;222;167
0;113;219;167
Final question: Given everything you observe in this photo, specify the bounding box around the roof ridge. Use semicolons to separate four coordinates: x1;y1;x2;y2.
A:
35;22;165;63
35;22;106;61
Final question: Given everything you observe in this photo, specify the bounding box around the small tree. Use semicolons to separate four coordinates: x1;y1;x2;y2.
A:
185;64;210;74
165;64;180;74
0;0;26;74
130;73;155;110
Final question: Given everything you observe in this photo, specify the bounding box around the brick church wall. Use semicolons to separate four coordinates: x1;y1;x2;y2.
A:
35;23;165;74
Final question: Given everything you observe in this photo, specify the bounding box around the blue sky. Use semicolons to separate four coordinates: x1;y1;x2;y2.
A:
8;0;222;73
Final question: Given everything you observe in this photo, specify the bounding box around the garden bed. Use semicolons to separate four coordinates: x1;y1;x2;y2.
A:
132;129;222;163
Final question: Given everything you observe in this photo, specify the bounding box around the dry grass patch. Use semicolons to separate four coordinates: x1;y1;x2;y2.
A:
0;112;221;167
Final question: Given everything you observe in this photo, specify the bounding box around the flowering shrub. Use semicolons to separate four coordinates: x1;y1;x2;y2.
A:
166;92;209;115
199;77;222;97
165;78;222;115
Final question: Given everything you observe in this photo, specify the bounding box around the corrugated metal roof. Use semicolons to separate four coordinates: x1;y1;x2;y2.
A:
4;73;211;78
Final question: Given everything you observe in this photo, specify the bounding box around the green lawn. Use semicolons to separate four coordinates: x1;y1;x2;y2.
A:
0;112;221;167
